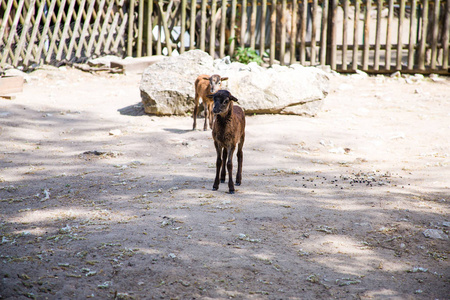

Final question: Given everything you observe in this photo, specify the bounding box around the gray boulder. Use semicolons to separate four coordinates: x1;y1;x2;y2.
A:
140;50;214;115
140;50;329;116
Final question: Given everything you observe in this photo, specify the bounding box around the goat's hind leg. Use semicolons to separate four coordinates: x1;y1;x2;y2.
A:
213;143;222;191
227;146;236;194
193;94;199;130
236;141;243;186
220;148;227;183
203;102;209;131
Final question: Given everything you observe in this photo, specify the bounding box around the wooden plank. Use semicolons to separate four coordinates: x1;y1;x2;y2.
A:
158;0;173;55
443;0;450;70
300;0;306;65
240;0;248;48
137;0;144;56
23;0;46;65
127;0;135;56
189;0;196;50
260;0;267;58
250;0;257;49
407;0;417;70
385;0;393;70
1;0;25;65
45;0;67;63
76;0;96;58
289;0;297;64
56;0;77;60
219;0;227;57
209;0;217;56
66;0;87;60
342;0;349;70
418;0;428;70
351;0;358;70
229;0;237;55
430;0;440;70
310;0;318;65
280;0;287;65
180;0;186;53
104;12;120;54
112;9;129;52
13;0;35;66
270;0;277;65
396;0;405;70
147;0;154;55
200;0;207;51
374;0;383;70
330;0;337;69
0;76;24;95
363;0;371;71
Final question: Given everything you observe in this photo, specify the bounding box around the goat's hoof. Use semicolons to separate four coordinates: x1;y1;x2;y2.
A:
236;182;241;186
228;190;235;194
220;180;225;183
212;187;218;191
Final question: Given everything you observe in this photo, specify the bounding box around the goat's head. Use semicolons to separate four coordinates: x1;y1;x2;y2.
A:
207;90;238;116
209;74;228;94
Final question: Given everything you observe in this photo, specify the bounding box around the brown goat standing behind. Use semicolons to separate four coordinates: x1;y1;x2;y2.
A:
207;90;245;194
193;74;228;131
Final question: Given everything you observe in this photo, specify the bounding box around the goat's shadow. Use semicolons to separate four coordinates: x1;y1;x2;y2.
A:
118;102;146;116
163;128;193;134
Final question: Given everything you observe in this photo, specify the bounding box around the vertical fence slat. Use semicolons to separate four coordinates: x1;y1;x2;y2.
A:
240;0;248;48
260;0;267;58
363;0;371;71
147;0;154;55
299;0;306;65
443;0;450;70
385;0;393;70
200;0;207;51
209;0;217;56
158;0;173;55
269;0;277;64
430;0;440;70
351;0;359;70
180;0;186;54
219;0;226;57
128;0;135;56
407;0;417;70
330;0;337;69
250;0;257;49
189;0;196;50
374;0;382;70
320;0;328;66
280;0;287;65
289;0;297;64
418;0;428;70
310;0;318;65
396;0;405;70
342;0;349;70
229;0;237;55
137;0;144;56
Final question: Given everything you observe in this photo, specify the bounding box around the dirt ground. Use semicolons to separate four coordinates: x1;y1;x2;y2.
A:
0;65;449;300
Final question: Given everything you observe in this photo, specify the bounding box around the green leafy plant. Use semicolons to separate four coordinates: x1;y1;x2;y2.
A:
232;47;264;65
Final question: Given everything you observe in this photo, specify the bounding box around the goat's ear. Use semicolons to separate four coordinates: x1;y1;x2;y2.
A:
221;77;229;81
230;95;238;102
206;94;214;99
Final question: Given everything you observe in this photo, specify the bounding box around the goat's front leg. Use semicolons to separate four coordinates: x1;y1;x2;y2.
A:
227;146;236;194
236;141;243;186
203;103;209;131
207;103;214;130
220;148;227;183
213;142;222;191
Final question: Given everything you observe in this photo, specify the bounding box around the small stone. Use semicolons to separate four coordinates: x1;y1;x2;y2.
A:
109;129;122;136
423;229;448;240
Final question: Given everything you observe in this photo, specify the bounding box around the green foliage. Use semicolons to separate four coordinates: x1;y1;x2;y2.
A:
232;47;264;65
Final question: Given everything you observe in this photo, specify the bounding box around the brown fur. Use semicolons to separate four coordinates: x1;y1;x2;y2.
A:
208;90;245;194
193;74;228;131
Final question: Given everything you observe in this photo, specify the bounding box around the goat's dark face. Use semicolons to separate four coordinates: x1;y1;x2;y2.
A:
207;90;238;116
209;74;228;94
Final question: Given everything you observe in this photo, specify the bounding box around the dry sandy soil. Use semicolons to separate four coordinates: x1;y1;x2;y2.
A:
0;66;449;300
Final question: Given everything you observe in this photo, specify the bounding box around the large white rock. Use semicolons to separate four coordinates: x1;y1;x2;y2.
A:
139;50;329;116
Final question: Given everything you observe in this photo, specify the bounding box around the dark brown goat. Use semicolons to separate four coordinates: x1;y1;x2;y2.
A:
207;90;245;194
193;74;228;131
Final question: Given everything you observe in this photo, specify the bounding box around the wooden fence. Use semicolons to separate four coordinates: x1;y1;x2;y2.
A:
1;0;449;74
